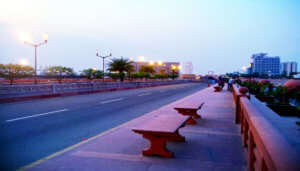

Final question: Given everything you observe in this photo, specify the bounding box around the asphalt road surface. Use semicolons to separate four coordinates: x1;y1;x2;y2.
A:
0;82;206;170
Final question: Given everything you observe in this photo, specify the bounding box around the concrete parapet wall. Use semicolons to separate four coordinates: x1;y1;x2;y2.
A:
0;80;192;103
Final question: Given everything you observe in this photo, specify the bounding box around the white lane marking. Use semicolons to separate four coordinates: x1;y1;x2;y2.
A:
6;109;69;122
100;98;124;104
137;92;151;96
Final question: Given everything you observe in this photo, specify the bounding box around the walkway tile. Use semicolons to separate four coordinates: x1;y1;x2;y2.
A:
25;86;247;171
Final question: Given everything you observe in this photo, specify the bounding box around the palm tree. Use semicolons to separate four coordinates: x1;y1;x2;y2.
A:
107;57;134;81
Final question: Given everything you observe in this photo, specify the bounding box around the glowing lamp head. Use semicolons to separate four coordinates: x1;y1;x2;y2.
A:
178;65;181;70
149;60;154;65
158;61;163;66
19;32;31;43
43;33;48;43
171;65;176;70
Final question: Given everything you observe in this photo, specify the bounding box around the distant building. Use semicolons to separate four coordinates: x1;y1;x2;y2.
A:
131;61;180;74
282;62;297;76
180;74;196;80
181;62;193;74
251;53;280;76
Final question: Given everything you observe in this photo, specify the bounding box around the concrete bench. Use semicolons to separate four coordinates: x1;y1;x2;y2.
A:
132;114;190;158
214;86;222;92
174;102;204;125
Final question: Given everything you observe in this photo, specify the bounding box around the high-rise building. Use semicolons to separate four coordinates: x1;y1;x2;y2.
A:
251;53;280;76
282;62;298;76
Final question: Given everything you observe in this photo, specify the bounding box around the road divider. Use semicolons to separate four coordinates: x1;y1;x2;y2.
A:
5;109;69;122
0;80;196;103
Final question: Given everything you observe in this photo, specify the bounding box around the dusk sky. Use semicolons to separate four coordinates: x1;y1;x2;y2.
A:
1;0;299;74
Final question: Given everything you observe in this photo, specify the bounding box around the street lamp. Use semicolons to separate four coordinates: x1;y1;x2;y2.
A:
96;50;112;82
171;65;178;80
23;33;48;84
148;60;154;65
250;58;254;82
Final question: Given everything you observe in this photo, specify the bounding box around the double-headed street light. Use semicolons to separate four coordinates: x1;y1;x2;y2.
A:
96;50;112;82
24;33;48;84
171;65;180;80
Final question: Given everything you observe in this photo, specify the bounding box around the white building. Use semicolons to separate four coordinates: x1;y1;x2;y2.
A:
181;62;193;74
282;62;298;76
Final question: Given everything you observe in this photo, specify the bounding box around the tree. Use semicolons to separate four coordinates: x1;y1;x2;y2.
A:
81;68;103;80
45;66;75;83
107;58;134;81
139;65;155;75
0;64;34;85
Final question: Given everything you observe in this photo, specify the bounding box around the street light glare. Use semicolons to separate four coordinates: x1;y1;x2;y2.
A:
241;66;248;71
149;60;154;65
19;59;29;66
158;61;163;66
138;56;145;62
19;32;31;43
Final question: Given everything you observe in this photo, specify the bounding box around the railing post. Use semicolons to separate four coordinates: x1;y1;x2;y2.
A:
248;132;255;171
235;87;249;124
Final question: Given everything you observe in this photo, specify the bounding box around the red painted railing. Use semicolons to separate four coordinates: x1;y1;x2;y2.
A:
232;84;300;171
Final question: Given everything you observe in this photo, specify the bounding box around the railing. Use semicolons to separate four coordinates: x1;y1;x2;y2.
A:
233;84;300;171
0;80;192;100
232;84;249;123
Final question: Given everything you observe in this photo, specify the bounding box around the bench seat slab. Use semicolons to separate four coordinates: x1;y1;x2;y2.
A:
174;108;201;124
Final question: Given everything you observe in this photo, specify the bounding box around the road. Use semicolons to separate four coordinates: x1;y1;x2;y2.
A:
0;82;206;170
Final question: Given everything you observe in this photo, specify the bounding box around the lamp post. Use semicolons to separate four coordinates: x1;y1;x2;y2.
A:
96;50;112;82
171;65;177;80
250;58;254;82
157;61;163;74
24;34;48;84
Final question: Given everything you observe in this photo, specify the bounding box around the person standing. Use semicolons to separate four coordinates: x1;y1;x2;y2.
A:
228;78;234;90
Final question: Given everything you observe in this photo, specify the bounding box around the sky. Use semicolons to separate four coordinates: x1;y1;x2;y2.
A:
0;0;299;74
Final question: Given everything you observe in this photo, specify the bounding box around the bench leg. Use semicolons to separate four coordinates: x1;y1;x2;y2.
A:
192;113;201;119
142;134;173;158
186;117;197;125
177;109;201;119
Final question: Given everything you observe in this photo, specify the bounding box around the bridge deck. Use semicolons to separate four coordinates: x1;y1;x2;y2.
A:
24;86;247;171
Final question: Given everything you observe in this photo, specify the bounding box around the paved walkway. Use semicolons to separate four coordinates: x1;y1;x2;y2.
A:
23;86;247;171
